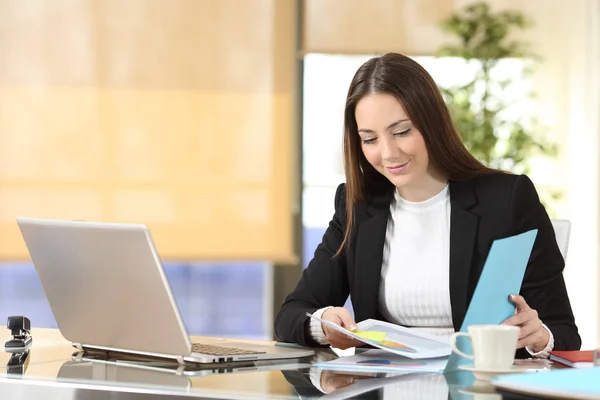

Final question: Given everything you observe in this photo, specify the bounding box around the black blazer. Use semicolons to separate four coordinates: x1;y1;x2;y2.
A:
274;173;581;355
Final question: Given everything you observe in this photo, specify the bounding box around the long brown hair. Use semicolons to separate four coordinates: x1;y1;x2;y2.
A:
337;53;498;256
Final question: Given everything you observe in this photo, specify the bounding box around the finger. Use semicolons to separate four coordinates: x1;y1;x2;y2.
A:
509;294;530;312
336;309;358;331
519;323;542;340
518;319;541;339
517;335;535;349
322;308;357;331
517;329;544;349
517;319;545;348
515;325;534;349
504;306;538;326
323;323;358;339
321;310;346;336
323;309;343;326
326;327;361;343
502;312;529;327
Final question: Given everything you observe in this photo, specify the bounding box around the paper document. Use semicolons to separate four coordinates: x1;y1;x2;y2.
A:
444;229;538;372
314;349;448;373
307;313;451;359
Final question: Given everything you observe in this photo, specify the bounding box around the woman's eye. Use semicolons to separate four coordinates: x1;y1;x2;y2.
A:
394;128;411;137
362;138;376;144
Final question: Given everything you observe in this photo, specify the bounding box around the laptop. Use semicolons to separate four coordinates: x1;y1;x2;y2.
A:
16;217;314;364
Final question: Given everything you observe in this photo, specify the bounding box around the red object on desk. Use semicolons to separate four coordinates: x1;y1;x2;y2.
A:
549;350;595;368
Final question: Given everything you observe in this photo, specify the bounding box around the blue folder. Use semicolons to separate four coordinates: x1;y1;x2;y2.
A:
444;229;538;372
493;367;600;398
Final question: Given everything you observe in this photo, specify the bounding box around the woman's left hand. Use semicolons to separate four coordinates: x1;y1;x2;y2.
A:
501;294;549;352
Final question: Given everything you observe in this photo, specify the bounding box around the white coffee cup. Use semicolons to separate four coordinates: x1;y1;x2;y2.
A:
450;325;520;370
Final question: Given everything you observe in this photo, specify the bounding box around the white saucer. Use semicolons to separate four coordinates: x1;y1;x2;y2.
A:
459;380;498;396
458;364;546;381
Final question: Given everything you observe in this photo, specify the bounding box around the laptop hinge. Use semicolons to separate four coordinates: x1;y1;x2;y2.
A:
175;355;185;365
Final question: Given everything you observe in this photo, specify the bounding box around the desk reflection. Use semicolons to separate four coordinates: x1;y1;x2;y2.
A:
58;350;313;388
6;348;31;378
58;355;192;390
283;366;503;400
51;350;505;400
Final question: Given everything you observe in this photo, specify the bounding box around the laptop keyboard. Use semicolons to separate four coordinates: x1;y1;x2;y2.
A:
191;343;266;356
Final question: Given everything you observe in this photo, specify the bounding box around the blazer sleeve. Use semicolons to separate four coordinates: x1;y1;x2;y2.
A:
509;174;581;351
274;183;351;346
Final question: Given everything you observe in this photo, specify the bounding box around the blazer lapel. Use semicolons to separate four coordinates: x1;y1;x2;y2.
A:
352;189;393;322
449;179;479;331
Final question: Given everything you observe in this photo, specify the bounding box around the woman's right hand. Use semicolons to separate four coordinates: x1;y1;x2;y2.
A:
321;307;363;349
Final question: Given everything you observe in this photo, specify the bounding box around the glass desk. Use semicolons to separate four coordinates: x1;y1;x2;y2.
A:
0;328;556;399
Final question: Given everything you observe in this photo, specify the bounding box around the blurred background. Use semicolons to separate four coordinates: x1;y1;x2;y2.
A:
0;0;598;350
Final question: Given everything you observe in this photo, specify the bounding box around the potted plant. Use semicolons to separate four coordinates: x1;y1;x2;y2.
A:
437;2;560;209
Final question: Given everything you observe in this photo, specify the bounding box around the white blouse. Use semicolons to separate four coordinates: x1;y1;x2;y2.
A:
378;184;454;339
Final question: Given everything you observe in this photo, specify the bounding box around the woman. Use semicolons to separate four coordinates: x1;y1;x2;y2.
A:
274;53;581;358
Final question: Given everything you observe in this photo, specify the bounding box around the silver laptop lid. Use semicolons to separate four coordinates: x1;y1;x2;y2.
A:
17;217;192;359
